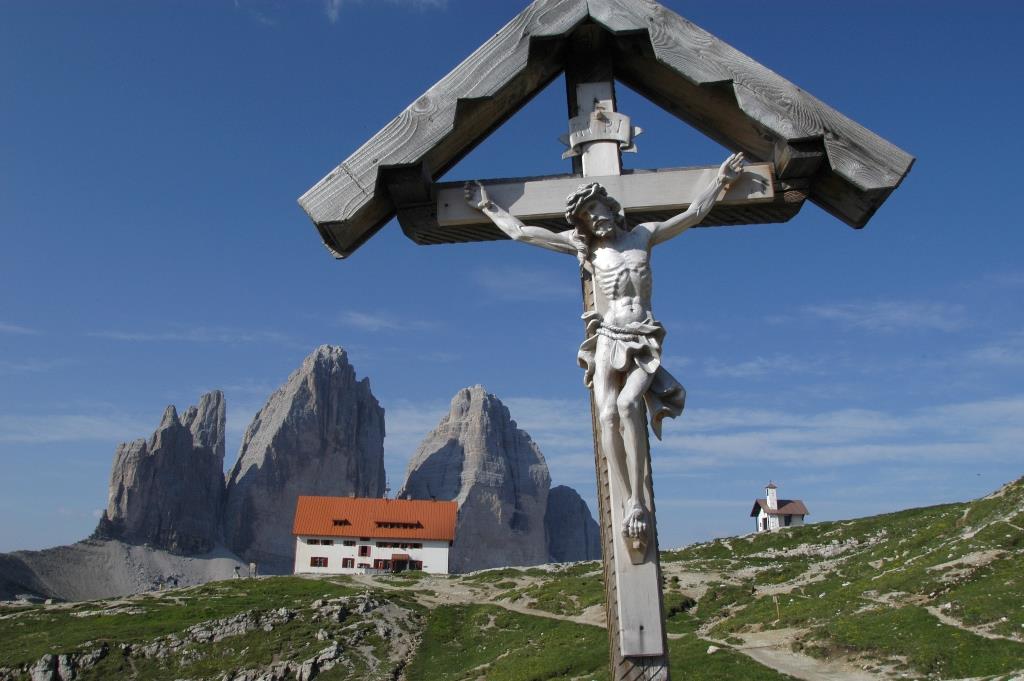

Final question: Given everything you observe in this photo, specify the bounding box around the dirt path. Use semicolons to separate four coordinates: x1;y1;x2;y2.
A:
347;574;606;628
710;629;881;681
348;573;906;680
925;605;1023;643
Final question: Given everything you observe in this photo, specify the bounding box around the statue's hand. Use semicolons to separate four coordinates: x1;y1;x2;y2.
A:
718;152;745;187
463;180;493;212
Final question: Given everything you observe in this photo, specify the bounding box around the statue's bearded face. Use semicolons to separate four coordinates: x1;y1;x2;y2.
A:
578;198;617;238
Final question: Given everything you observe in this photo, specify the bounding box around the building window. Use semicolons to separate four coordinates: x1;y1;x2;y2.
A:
374;521;423;529
332;519;350;527
342;558;354;569
343;540;356;546
373;559;391;570
321;539;334;545
357;562;370;569
358;545;371;557
412;543;422;549
310;557;328;568
784;515;792;527
308;538;320;545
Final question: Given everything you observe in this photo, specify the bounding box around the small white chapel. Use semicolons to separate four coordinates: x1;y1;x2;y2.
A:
750;481;809;532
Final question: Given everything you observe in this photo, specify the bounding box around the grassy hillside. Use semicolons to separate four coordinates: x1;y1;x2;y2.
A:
1;477;1021;680
662;475;1024;679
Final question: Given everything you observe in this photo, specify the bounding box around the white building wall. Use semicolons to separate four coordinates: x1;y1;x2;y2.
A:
755;510;806;532
293;536;451;575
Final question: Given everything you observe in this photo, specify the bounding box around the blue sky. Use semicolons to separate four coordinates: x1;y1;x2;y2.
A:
2;0;1022;552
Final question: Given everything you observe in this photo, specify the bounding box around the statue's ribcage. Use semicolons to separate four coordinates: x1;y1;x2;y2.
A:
594;250;650;302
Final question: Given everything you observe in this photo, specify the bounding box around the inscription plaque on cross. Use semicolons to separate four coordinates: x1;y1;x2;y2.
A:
298;3;913;678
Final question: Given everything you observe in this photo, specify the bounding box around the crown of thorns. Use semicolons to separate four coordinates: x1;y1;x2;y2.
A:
564;183;623;228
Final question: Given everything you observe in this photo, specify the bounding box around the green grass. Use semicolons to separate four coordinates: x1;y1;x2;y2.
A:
4;477;1022;680
508;569;604;617
812;606;1024;677
403;604;608;681
0;577;357;669
459;567;545;584
941;551;1024;636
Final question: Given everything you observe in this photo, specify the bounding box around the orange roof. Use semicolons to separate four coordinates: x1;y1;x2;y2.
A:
292;496;457;541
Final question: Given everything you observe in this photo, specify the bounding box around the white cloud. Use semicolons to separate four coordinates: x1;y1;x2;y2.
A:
0;413;151;444
0;358;70;375
337;311;435;333
984;271;1024;287
703;354;818;379
325;0;447;24
381;398;450;475
325;0;344;23
472;265;578;302
655;396;1024;469
966;333;1024;367
88;326;292;345
0;322;37;335
803;300;967;332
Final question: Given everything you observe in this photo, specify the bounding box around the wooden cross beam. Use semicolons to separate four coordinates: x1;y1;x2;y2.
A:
390;162;801;248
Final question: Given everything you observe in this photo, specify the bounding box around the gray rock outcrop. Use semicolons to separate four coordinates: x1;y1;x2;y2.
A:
95;391;226;554
398;385;551;573
223;345;386;571
545;485;601;562
0;538;245;602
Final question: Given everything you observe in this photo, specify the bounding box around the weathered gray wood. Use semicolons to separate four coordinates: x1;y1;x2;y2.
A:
570;79;667;661
588;0;913;226
773;139;824;181
300;0;588;257
436;163;773;226
562;59;671;676
302;0;912;254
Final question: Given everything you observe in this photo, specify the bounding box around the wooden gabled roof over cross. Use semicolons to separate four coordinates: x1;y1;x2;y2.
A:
299;0;913;258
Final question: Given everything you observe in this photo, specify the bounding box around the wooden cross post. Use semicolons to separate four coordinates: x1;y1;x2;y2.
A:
564;28;670;677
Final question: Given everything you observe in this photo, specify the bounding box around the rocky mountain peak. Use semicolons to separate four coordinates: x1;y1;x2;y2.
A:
223;346;386;571
398;385;551;572
95;390;226;555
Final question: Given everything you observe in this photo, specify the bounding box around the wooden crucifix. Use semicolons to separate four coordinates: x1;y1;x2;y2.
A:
462;77;745;666
298;3;913;678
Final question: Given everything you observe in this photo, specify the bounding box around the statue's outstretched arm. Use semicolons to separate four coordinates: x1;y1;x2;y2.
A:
648;152;744;246
464;181;575;255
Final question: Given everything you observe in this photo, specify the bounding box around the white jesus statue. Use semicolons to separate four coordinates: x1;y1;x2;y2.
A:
465;152;743;547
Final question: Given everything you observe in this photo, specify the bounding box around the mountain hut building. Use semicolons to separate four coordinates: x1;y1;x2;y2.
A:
292;496;457;575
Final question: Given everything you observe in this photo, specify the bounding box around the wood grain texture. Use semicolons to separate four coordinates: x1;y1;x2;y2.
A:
436;164;774;226
589;0;914;225
300;0;588;257
300;0;912;257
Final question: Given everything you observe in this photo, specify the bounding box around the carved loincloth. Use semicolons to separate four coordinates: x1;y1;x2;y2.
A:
577;311;686;440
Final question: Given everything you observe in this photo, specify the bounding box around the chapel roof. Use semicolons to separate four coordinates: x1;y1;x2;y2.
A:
750;498;810;517
293;496;458;541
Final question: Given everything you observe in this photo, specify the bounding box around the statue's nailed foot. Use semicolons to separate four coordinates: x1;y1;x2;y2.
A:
622;500;650;564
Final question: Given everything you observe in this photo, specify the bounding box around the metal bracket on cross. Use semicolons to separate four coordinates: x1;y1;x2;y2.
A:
560;109;643;159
